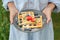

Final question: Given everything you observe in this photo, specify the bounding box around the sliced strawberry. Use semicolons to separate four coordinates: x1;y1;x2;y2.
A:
31;18;36;22
26;16;32;21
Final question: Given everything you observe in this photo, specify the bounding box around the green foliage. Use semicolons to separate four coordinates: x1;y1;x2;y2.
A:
0;0;10;40
0;0;60;40
52;12;60;40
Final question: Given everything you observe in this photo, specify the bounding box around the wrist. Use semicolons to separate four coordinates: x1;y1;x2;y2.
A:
47;3;56;11
8;2;16;11
8;2;14;7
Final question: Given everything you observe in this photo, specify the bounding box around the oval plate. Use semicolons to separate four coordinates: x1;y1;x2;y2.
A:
13;9;46;32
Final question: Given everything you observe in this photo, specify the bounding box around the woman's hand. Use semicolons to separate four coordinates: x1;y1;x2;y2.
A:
42;3;55;24
8;2;18;24
10;7;18;24
42;7;52;24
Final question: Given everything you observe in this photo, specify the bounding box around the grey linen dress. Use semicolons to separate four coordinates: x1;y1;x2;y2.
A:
2;0;60;40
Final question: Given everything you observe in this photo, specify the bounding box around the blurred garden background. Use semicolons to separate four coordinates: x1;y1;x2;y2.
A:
0;0;60;40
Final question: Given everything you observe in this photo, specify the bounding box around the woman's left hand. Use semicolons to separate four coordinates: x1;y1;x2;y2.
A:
42;7;52;24
42;3;55;24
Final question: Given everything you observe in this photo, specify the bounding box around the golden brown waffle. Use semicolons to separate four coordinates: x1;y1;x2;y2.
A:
18;11;43;30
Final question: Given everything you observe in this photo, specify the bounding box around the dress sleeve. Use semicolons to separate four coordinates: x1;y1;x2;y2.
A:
48;0;60;13
2;0;14;10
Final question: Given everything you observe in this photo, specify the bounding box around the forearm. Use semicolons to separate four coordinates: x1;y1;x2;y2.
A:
7;2;18;24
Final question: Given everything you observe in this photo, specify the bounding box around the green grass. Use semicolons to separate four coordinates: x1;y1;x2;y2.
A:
0;0;60;40
0;0;10;40
52;12;60;40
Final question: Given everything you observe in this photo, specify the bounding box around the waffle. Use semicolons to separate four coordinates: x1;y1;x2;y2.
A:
18;11;43;31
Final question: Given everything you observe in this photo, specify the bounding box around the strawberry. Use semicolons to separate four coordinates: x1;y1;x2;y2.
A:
31;18;36;22
26;16;32;21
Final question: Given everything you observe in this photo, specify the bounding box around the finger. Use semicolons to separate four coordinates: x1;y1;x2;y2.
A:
10;17;13;24
10;13;18;24
10;15;14;24
10;11;18;24
47;18;51;24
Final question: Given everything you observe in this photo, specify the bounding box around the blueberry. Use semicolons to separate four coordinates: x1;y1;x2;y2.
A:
20;21;22;23
34;13;38;16
19;25;22;28
24;28;31;31
20;19;22;20
27;14;30;16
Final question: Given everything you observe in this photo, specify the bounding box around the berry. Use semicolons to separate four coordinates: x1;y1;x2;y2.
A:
26;16;32;21
31;18;36;22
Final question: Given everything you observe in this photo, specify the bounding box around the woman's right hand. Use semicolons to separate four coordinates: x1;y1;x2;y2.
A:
8;2;18;24
10;7;18;24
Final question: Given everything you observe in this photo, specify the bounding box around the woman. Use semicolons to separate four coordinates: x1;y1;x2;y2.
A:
2;0;60;40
